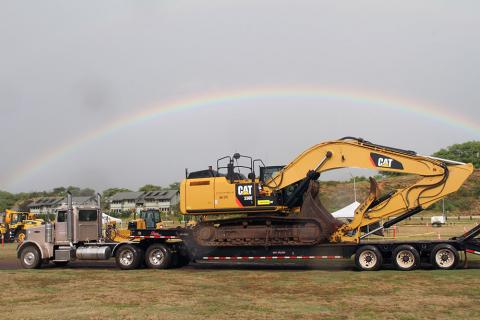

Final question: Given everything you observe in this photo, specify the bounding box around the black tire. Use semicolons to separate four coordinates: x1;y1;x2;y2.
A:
145;244;172;269
53;261;70;267
19;245;42;269
392;245;420;271
115;244;143;270
355;245;383;271
430;244;459;270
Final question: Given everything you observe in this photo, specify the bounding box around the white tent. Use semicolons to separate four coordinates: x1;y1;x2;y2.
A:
330;201;360;219
102;212;123;227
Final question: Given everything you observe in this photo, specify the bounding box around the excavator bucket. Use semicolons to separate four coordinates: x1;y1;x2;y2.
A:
299;180;344;242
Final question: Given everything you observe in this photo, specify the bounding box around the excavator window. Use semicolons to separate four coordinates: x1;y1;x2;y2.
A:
140;210;162;229
260;166;285;183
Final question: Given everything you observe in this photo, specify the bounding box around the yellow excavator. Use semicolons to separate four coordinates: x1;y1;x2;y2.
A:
0;209;44;243
180;137;473;247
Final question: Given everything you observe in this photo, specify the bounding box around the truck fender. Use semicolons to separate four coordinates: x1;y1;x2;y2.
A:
17;240;52;260
111;242;132;257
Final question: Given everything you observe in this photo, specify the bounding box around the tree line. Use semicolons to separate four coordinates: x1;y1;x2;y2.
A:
1;141;478;212
0;183;180;212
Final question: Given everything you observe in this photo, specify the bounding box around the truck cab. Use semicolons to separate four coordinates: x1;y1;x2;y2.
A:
17;193;114;268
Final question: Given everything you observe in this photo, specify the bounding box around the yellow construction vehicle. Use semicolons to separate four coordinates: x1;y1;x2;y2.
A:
103;209;165;242
128;209;163;231
0;209;44;243
180;137;473;246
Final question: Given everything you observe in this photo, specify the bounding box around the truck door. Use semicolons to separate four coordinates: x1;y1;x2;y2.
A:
55;210;68;242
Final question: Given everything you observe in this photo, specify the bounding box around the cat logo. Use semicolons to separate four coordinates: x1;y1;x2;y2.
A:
238;185;253;196
236;184;255;207
370;152;404;170
377;157;393;168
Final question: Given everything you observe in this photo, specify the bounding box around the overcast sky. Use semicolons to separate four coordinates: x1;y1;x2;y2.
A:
1;1;479;193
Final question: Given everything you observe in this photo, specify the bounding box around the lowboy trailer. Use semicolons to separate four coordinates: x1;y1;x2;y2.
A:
117;223;480;271
16;193;480;271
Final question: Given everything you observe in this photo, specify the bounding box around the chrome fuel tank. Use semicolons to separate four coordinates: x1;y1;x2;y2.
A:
76;246;111;260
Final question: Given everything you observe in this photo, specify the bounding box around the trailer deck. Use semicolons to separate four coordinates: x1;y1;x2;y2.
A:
116;223;480;270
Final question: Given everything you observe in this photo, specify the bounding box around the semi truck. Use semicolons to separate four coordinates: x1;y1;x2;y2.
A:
17;137;480;271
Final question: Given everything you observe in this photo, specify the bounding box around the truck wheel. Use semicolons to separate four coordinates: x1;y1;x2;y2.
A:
430;244;459;270
145;244;171;269
19;246;42;269
116;244;143;270
355;245;383;271
392;245;420;271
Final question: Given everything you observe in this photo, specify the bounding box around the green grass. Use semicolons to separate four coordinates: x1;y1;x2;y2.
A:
2;267;480;320
2;223;480;320
0;243;17;261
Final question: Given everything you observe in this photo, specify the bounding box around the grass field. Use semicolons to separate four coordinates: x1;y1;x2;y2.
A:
1;222;480;320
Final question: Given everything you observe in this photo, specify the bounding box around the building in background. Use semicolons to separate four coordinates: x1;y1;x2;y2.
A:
28;196;97;214
109;192;144;213
108;190;179;214
140;190;180;212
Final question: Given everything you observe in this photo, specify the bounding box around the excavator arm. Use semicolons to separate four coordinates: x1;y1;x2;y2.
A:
264;137;474;242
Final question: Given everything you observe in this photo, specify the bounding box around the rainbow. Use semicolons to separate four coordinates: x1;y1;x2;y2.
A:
3;85;479;190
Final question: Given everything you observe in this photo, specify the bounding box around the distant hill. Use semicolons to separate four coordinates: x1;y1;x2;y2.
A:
319;170;480;216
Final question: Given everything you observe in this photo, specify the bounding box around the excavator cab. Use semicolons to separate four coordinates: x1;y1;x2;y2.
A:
181;153;286;214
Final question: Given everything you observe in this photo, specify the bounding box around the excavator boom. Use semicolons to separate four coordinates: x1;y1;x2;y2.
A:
265;137;473;241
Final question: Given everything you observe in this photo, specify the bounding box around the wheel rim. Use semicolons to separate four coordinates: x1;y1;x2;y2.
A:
396;250;415;269
149;249;165;266
23;251;35;266
435;249;455;268
120;249;135;266
359;250;377;269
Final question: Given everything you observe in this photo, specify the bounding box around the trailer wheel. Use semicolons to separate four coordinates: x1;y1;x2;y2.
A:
116;244;143;270
431;244;459;270
145;244;171;269
355;245;383;271
19;245;42;269
392;245;420;271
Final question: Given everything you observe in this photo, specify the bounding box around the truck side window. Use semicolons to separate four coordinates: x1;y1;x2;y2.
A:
57;211;66;222
79;210;97;222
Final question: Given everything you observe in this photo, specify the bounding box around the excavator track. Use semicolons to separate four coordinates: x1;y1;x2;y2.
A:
189;181;344;247
190;216;329;247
